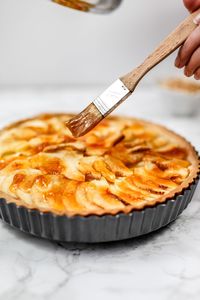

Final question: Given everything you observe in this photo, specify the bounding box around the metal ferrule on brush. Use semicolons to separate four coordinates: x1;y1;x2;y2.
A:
93;79;131;116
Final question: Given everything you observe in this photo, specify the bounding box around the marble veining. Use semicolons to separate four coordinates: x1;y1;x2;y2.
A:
0;86;199;300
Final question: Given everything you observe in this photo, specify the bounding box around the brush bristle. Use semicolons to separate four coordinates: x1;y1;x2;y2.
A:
66;103;103;137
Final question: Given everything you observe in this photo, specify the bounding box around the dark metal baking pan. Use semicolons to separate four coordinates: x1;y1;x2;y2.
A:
0;172;199;243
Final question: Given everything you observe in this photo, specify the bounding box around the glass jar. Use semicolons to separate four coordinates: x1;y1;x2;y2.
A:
51;0;122;13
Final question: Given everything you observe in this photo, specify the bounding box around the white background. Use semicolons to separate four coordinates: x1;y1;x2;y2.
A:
0;0;187;86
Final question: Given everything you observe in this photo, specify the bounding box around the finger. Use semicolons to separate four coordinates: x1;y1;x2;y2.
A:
175;46;185;68
183;0;200;12
194;67;200;79
184;46;200;76
175;26;200;68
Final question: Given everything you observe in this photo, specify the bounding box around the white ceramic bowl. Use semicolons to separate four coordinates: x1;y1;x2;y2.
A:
158;78;200;117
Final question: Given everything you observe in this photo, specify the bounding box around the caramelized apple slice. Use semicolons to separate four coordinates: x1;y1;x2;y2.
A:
62;180;85;212
104;155;133;177
93;160;115;183
110;182;147;206
78;157;101;180
76;182;100;210
85;179;125;210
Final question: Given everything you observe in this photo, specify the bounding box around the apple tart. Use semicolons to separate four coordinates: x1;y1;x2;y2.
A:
0;114;199;217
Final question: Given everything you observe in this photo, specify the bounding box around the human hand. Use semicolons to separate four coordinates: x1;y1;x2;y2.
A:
175;0;200;79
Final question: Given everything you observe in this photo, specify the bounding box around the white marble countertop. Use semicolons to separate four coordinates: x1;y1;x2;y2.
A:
0;86;199;300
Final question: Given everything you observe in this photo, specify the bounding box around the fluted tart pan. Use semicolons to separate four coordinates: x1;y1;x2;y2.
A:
0;114;199;243
0;176;199;243
0;166;199;243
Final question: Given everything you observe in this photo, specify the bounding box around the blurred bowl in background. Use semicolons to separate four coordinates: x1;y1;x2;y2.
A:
158;77;200;117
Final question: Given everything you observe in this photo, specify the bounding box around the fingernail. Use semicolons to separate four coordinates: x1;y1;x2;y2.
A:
194;73;200;80
184;70;192;77
175;57;181;68
184;68;189;76
193;13;200;25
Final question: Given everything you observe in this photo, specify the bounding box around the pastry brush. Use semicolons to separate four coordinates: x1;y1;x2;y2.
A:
66;9;200;137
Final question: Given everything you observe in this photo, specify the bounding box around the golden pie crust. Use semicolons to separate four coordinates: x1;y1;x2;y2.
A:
0;114;199;216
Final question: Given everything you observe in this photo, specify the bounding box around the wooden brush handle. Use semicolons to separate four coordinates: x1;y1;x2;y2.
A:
120;9;200;92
